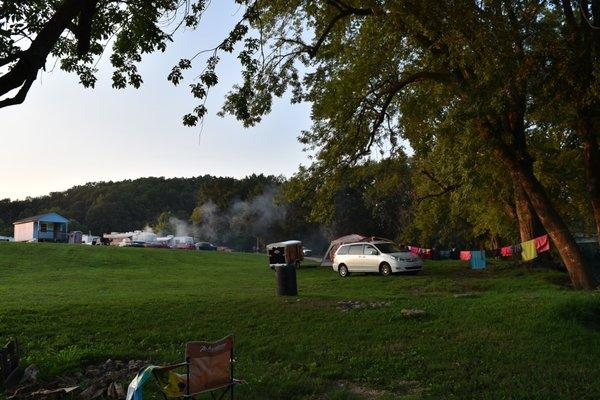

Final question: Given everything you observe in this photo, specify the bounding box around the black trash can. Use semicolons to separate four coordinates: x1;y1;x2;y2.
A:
267;240;303;296
275;263;298;296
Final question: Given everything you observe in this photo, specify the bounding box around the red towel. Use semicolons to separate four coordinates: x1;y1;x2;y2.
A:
410;246;420;255
500;246;512;257
460;251;472;261
534;234;550;253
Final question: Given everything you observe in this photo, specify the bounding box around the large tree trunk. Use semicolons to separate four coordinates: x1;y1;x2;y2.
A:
512;176;543;242
581;129;600;244
491;139;597;289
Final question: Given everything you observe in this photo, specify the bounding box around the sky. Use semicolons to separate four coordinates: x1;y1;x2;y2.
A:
0;3;312;201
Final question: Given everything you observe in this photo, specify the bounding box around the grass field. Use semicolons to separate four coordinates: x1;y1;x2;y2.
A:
0;243;599;399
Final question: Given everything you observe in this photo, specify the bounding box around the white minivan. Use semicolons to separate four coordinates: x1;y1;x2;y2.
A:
333;241;422;277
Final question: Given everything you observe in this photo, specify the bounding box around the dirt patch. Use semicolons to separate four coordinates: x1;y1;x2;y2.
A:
337;300;391;312
334;379;426;399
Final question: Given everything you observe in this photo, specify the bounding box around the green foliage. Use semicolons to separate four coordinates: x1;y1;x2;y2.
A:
285;153;413;240
0;218;10;237
1;1;210;93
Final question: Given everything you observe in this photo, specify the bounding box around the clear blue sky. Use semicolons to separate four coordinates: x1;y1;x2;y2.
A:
0;3;312;200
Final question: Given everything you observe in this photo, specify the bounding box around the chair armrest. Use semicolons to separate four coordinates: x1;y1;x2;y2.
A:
152;362;189;373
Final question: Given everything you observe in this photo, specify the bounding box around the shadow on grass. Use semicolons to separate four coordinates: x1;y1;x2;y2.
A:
557;299;600;332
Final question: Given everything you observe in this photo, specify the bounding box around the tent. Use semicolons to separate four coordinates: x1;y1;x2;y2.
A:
320;234;393;266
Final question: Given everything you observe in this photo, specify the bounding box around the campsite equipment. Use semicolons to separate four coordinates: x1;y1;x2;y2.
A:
0;339;20;389
267;240;303;296
148;335;241;400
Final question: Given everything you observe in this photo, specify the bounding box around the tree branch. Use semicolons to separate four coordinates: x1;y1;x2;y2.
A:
415;169;459;204
0;76;36;108
0;0;94;108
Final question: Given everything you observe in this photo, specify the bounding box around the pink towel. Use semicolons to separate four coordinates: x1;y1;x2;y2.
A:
534;235;550;253
500;246;512;257
459;251;472;261
410;246;420;255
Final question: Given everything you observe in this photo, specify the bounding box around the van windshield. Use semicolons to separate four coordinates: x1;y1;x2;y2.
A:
375;242;406;253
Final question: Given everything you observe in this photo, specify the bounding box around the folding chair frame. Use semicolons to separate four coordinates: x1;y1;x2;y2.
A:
152;335;240;400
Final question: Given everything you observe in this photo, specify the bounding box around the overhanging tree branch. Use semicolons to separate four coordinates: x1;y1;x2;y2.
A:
0;0;95;109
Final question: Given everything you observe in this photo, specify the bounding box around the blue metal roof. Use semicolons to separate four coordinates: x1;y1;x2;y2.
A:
13;212;69;224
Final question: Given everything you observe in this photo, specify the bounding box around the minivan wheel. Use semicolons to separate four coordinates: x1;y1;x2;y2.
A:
379;262;392;276
338;264;349;277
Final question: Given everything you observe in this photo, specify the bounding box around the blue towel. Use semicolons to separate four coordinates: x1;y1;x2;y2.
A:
470;251;486;269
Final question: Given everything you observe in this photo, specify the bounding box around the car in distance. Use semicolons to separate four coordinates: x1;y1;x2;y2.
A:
333;241;422;277
196;242;217;251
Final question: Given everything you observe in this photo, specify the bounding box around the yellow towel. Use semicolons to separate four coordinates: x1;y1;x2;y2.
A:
521;239;537;261
163;371;186;397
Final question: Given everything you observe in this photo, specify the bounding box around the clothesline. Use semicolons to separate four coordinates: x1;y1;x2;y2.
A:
407;234;550;263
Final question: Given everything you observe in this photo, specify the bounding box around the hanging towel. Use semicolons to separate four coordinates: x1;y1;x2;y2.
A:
459;251;472;261
500;246;513;257
512;243;522;254
534;234;550;253
521;239;538;261
470;251;486;269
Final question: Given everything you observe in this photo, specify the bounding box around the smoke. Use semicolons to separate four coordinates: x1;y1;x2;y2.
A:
169;216;193;237
194;187;286;246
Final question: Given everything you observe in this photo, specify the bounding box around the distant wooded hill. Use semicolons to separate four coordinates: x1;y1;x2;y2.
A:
0;174;286;238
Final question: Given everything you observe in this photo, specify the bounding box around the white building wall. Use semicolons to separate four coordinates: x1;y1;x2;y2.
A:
14;222;35;242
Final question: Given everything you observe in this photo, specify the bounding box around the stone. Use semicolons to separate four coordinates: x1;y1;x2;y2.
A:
19;364;38;384
400;308;426;317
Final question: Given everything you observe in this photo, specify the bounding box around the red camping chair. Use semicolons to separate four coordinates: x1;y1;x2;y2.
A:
152;335;241;400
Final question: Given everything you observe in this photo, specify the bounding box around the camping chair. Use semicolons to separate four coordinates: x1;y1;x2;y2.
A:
152;335;241;400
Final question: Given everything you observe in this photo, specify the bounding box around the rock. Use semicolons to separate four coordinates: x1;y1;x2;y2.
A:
107;382;124;399
79;384;101;400
337;300;365;311
61;376;78;386
19;364;39;384
103;359;114;371
85;367;100;377
401;308;426;317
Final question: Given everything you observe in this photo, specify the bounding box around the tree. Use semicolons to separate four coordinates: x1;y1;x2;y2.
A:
190;1;597;288
284;153;413;241
0;0;211;108
0;218;11;237
535;1;600;244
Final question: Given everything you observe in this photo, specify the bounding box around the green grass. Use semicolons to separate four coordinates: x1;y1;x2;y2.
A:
0;243;599;399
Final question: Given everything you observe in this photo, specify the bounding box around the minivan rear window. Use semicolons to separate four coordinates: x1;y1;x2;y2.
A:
348;245;363;255
337;245;349;255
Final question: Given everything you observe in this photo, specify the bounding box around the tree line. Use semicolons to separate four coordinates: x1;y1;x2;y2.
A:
0;158;594;257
